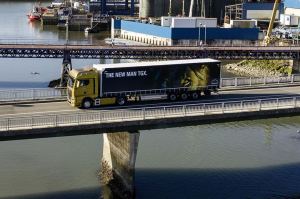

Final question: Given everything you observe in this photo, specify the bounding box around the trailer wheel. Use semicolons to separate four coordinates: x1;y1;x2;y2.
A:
116;97;126;106
82;98;92;109
204;90;211;96
180;93;188;100
168;93;177;101
191;92;199;100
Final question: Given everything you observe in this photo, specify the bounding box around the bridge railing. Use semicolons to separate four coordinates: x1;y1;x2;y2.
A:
0;96;299;132
220;74;300;88
0;88;67;102
0;75;299;103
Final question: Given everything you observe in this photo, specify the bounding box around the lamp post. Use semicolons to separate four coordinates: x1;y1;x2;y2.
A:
65;18;69;45
297;21;300;45
204;24;207;45
198;22;202;46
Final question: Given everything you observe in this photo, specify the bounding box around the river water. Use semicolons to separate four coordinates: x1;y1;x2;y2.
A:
1;1;300;199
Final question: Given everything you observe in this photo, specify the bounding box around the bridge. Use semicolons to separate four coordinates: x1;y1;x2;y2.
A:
2;43;300;196
1;44;300;60
1;85;300;196
3;43;299;86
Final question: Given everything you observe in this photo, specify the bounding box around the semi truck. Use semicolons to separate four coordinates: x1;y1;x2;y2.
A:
67;58;221;108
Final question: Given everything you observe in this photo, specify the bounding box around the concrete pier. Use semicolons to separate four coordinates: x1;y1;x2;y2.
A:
100;131;140;198
292;59;300;72
59;50;72;87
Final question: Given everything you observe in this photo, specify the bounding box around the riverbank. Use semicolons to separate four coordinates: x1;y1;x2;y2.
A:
224;60;293;77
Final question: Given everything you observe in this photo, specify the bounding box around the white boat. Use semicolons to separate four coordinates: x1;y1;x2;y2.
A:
51;0;63;7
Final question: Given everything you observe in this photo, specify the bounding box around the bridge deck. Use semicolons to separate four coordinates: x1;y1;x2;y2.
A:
1;86;300;140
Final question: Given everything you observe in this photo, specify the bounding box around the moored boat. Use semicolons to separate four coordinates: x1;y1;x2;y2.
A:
27;4;47;21
27;11;41;21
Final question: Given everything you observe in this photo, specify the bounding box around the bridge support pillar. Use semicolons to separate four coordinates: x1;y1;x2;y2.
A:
59;50;72;87
291;59;300;73
100;131;140;198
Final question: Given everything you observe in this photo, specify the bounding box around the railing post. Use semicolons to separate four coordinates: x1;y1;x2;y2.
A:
258;100;262;111
55;115;58;127
291;74;294;84
222;102;224;113
99;111;102;122
235;77;238;87
220;78;223;88
143;108;145;120
7;118;9;131
203;104;206;114
183;105;186;116
77;113;80;125
276;98;279;109
294;97;297;108
249;77;252;87
32;89;35;100
240;101;243;111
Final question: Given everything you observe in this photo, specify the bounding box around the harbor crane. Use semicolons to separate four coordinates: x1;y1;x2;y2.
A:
263;0;281;46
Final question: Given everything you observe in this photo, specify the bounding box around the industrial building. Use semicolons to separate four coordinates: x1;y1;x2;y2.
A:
225;0;284;28
112;18;259;46
281;7;300;27
139;0;237;23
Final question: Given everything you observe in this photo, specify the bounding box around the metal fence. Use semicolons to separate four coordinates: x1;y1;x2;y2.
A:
221;74;300;88
1;75;300;103
0;88;67;102
0;96;299;132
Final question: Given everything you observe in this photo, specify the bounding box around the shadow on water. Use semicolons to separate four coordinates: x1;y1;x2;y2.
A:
3;163;300;199
135;163;300;199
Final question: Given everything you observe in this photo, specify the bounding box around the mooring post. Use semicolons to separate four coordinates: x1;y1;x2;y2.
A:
100;131;140;198
59;50;72;87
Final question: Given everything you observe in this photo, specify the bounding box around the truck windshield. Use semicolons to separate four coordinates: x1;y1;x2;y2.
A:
68;76;75;87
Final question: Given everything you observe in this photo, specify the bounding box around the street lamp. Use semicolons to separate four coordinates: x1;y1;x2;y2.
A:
204;24;207;46
65;17;69;45
198;23;202;46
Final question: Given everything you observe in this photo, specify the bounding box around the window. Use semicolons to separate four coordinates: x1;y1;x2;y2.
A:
78;79;89;87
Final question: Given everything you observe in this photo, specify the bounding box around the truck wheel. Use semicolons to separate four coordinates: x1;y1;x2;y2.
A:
82;98;92;109
168;93;177;101
204;90;211;96
191;92;199;100
180;93;188;100
117;97;126;106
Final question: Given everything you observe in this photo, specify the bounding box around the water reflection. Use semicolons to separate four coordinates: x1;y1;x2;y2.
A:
263;123;273;146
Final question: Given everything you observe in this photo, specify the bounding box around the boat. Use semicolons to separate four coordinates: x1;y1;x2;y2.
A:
51;0;64;8
27;4;47;21
27;10;41;21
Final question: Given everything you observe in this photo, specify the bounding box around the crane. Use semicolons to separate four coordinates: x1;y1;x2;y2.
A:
263;0;281;46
